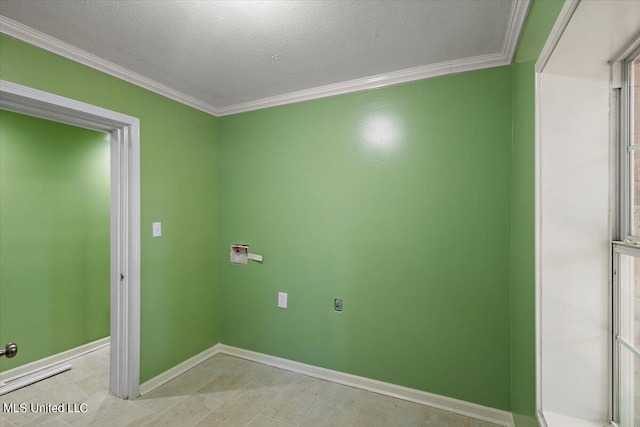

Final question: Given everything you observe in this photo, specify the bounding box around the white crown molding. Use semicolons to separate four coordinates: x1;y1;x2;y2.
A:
505;0;532;62
217;52;509;116
0;16;222;116
2;0;531;118
216;0;530;116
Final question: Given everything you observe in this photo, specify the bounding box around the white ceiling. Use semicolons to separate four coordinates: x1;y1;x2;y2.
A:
0;0;529;116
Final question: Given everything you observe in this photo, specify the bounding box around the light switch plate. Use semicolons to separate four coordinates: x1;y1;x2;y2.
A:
152;222;162;237
278;292;288;309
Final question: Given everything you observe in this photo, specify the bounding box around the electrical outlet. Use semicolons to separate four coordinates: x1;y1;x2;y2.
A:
334;298;343;312
278;292;288;309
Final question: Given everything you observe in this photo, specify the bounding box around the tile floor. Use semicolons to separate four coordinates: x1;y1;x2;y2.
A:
0;346;502;427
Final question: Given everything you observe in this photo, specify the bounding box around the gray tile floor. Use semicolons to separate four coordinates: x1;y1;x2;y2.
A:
0;346;502;427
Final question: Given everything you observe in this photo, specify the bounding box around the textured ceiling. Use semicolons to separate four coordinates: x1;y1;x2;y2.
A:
0;0;526;115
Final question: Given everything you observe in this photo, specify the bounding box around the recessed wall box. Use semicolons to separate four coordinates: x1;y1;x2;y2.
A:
230;244;250;264
230;244;263;264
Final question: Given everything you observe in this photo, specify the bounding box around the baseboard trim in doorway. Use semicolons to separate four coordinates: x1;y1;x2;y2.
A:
139;344;222;396
0;336;109;385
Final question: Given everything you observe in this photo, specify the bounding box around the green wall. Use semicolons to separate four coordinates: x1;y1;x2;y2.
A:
0;110;110;371
0;34;221;383
218;67;513;410
0;0;565;414
509;1;565;425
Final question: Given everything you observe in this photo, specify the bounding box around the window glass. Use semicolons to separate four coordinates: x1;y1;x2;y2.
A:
617;253;640;426
615;50;640;427
619;346;637;426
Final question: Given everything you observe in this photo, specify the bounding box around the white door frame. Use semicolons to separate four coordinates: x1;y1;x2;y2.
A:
0;79;141;399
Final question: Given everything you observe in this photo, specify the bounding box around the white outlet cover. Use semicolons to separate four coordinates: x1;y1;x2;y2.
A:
278;292;288;309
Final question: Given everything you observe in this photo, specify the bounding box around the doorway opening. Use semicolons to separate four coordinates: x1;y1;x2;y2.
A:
0;79;141;399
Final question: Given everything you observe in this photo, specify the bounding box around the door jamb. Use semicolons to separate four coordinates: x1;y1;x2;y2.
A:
0;79;141;399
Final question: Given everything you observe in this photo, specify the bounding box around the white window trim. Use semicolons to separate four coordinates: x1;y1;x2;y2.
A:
617;48;640;242
611;243;640;426
611;45;640;427
534;1;640;424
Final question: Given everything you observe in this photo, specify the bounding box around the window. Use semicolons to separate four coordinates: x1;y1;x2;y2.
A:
623;52;640;240
614;49;640;427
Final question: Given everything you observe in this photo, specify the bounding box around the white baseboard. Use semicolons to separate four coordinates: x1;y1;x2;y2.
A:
217;344;515;427
139;344;222;396
0;336;109;385
0;363;72;396
542;411;606;427
138;342;514;426
538;411;549;427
